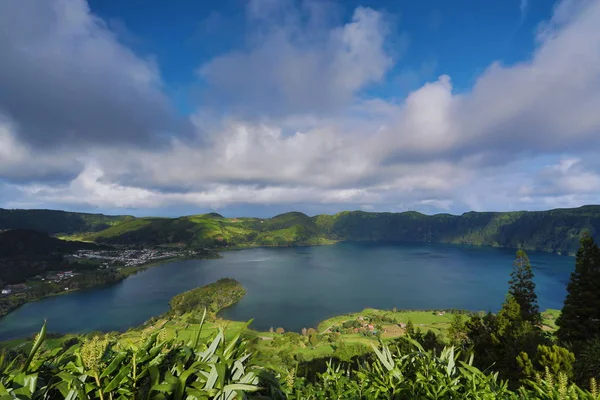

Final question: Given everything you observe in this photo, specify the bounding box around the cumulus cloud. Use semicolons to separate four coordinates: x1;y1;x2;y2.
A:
2;0;600;215
0;0;183;149
199;1;394;117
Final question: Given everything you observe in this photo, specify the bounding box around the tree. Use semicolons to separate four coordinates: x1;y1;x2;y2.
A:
276;327;285;334
474;295;546;384
574;338;600;384
465;312;498;370
556;233;600;348
422;330;443;353
405;319;415;336
447;314;467;347
509;250;541;324
518;344;575;382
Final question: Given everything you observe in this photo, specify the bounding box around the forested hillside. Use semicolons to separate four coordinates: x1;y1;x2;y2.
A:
316;206;600;254
0;229;101;284
3;206;600;255
0;208;131;235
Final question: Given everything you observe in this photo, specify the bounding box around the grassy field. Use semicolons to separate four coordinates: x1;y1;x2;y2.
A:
541;308;561;330
318;308;459;339
1;307;563;368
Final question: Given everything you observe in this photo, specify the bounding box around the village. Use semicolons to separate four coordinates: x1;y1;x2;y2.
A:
69;248;199;268
1;248;203;296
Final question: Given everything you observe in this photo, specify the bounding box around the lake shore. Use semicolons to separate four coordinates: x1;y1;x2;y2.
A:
0;251;222;320
0;243;573;341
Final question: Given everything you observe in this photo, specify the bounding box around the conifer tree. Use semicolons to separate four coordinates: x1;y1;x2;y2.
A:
492;295;546;383
556;233;600;347
509;250;541;324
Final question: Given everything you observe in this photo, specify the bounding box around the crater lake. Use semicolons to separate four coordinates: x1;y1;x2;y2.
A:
0;242;574;340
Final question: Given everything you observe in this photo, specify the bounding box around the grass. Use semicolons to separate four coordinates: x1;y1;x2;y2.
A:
541;309;561;330
317;308;458;344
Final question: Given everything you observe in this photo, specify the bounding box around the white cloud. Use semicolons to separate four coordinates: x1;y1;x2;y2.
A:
199;4;394;117
0;0;179;149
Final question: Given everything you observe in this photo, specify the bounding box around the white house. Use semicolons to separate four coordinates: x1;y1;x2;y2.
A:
1;289;12;295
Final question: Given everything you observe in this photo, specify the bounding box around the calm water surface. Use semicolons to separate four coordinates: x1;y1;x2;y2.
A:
0;242;574;340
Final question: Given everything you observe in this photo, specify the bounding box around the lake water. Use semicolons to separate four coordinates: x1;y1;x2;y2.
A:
0;242;574;341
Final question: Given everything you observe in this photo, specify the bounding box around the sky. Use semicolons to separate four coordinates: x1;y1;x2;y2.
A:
1;0;600;218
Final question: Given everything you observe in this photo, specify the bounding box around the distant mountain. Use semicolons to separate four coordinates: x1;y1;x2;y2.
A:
0;208;132;235
2;206;600;255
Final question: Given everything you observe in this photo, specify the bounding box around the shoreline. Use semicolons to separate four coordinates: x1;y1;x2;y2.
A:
0;252;221;320
217;239;576;258
0;243;569;341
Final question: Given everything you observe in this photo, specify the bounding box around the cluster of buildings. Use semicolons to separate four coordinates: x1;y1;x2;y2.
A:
70;248;197;267
1;283;29;295
1;248;203;297
44;270;76;282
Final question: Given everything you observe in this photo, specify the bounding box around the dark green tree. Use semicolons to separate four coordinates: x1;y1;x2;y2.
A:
466;296;546;384
509;250;541;324
492;295;546;384
405;319;415;336
518;344;575;382
556;233;600;347
574;338;600;384
447;313;467;347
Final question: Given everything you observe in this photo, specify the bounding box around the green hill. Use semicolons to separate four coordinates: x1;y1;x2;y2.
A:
0;208;131;235
71;211;332;248
3;206;600;255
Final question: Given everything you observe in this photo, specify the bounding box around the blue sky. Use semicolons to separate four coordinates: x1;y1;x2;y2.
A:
1;0;599;217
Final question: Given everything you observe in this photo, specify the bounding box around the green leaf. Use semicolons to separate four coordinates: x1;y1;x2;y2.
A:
99;352;127;378
22;321;46;372
103;365;132;393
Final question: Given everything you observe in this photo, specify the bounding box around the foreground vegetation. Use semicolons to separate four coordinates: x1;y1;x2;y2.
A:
2;205;600;255
1;315;599;399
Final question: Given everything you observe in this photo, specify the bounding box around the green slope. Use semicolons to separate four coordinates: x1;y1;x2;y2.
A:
72;212;332;248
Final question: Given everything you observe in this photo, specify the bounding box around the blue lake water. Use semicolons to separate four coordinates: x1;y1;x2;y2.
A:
0;242;574;340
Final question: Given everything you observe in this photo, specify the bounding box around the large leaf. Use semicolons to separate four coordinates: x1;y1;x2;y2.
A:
22;321;47;372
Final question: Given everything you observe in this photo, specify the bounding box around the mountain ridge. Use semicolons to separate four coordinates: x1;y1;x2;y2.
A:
1;205;599;255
